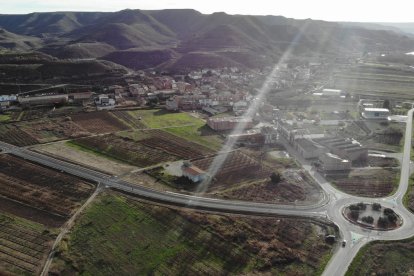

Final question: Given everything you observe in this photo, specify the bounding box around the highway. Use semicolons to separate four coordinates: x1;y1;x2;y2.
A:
321;108;414;276
0;141;329;218
1;108;414;275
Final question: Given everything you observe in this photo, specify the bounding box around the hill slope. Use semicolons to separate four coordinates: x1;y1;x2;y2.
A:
0;9;413;70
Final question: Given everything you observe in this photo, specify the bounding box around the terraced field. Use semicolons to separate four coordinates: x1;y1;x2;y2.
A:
70;111;129;134
0;213;55;275
50;192;336;275
0;154;95;226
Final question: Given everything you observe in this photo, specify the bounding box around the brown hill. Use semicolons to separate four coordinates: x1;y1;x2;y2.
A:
102;48;179;70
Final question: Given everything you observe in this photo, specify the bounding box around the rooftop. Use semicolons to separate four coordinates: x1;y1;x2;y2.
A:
363;108;390;112
182;165;206;176
296;138;324;151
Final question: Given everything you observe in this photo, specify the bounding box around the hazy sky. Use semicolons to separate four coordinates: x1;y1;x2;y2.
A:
1;0;412;22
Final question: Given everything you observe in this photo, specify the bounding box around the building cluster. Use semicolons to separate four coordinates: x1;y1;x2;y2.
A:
358;99;390;119
277;119;367;172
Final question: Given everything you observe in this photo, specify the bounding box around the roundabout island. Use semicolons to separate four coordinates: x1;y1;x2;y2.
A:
343;202;402;231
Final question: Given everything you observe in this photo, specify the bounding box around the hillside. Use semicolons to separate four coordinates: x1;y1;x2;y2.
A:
0;9;414;70
0;28;42;51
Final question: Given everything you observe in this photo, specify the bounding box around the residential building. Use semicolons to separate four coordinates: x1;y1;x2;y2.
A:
182;164;207;183
207;116;254;131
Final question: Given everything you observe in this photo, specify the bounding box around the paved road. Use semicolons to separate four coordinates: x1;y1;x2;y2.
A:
1;108;414;275
321;108;414;276
0;141;329;218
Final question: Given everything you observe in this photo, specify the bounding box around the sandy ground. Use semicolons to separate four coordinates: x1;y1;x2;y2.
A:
32;141;138;176
122;172;178;192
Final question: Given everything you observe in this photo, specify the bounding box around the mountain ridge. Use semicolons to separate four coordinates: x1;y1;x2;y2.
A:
0;9;413;71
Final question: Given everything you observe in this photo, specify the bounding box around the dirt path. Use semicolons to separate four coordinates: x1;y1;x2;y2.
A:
40;184;103;276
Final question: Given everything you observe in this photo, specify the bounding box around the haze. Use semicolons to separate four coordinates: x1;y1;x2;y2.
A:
1;0;413;22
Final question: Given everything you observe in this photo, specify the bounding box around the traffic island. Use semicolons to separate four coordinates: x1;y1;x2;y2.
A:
342;202;402;231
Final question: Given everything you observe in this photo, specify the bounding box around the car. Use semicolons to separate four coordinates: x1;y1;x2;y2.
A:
342;240;347;247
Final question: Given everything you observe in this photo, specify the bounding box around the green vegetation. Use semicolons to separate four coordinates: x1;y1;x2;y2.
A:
127;109;223;150
51;192;335;275
346;236;414;275
66;140;125;163
0;114;11;122
403;174;414;212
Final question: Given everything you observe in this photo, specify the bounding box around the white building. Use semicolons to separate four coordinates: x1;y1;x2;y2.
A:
322;89;344;97
362;108;390;119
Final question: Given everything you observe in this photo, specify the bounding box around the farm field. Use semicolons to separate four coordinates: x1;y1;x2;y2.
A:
0;154;95;227
50;192;336;275
328;168;398;197
333;64;414;99
0;124;37;146
192;150;272;191
33;141;138;175
69;111;129;134
346;237;414;275
0;212;55;275
217;169;323;205
70;134;179;167
17;116;89;143
126;109;223;150
71;129;215;167
111;110;146;129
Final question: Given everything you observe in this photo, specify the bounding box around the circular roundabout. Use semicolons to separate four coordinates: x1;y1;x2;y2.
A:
342;202;403;231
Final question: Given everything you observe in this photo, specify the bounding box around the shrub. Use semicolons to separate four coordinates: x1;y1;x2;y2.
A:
377;216;389;228
361;216;374;224
350;210;359;220
270;172;282;184
372;203;382;211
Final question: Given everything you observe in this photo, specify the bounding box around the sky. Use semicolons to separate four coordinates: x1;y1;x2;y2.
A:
0;0;412;22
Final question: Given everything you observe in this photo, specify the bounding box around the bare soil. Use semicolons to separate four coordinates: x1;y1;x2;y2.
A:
70;111;129;134
33;141;138;176
0;154;95;226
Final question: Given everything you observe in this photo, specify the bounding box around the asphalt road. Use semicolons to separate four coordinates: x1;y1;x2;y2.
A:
1;108;414;275
0;141;329;218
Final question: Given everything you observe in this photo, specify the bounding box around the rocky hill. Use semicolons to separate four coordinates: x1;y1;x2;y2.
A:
0;9;413;70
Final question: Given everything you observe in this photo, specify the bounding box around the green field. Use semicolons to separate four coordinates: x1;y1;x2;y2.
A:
346;237;414;275
127;109;223;150
0;114;11;122
51;192;335;275
334;63;414;99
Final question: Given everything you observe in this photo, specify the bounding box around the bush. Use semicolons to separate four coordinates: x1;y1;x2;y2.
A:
377;216;389;228
350;210;359;220
349;204;360;211
270;172;282;184
372;203;382;211
386;213;398;224
384;208;394;215
357;202;366;210
361;216;374;224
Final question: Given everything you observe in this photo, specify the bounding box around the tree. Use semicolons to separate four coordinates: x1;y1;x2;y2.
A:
384;208;394;215
372;203;382;211
383;99;391;110
362;216;374;224
357;202;366;210
350;210;359;220
349;204;360;211
377;216;389;228
270;172;282;184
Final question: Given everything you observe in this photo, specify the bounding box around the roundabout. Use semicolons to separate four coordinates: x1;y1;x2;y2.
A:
342;202;402;231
